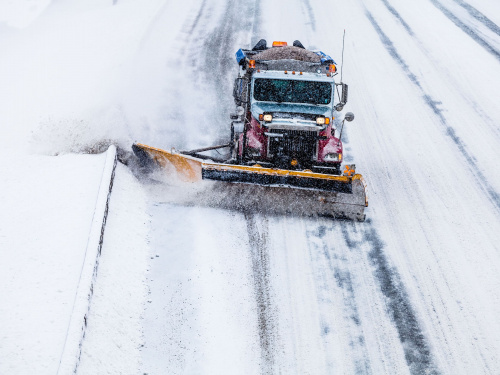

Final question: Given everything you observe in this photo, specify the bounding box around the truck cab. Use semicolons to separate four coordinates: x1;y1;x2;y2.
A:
231;40;348;175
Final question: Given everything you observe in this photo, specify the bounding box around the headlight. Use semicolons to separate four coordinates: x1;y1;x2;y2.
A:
263;114;273;122
316;117;326;125
324;153;341;161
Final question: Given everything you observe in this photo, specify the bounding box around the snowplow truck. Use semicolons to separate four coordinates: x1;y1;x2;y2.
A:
133;39;368;221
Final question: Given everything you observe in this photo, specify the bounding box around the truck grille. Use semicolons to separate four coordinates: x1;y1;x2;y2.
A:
268;129;317;160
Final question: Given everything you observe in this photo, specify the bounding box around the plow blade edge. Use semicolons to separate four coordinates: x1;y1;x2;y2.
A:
132;143;368;221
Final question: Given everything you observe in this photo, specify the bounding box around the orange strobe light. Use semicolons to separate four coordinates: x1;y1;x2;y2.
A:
272;41;288;47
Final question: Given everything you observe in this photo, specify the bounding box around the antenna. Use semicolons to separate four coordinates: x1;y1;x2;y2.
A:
340;29;346;83
335;30;347;110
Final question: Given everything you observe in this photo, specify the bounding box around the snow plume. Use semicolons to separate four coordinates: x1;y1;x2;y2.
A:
30;106;133;157
0;0;51;29
143;177;347;220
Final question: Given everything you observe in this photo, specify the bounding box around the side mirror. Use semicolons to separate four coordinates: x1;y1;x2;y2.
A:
233;78;249;106
334;83;349;111
233;78;242;104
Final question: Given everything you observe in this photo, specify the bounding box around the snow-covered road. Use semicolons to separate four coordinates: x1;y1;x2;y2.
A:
1;0;500;373
131;0;500;373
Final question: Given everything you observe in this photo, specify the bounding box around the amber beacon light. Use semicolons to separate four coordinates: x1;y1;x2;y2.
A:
272;41;288;47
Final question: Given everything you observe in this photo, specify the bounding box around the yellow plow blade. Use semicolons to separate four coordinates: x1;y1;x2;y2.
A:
133;143;203;182
132;143;368;221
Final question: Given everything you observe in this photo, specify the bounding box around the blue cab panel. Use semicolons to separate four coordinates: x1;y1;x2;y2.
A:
236;49;246;64
315;51;336;65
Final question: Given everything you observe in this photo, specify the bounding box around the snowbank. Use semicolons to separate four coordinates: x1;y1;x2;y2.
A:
57;146;117;374
0;150;115;374
77;163;149;375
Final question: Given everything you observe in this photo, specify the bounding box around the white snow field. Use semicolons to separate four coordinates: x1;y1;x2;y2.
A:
0;151;114;374
1;0;500;374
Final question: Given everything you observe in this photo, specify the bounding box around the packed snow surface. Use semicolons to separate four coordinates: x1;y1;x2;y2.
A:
1;0;500;374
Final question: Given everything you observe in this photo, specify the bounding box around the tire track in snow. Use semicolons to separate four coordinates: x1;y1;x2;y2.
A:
451;0;500;37
149;0;258;148
366;11;500;214
195;8;286;369
191;5;285;369
131;0;217;148
244;213;278;374
199;0;262;145
199;14;284;370
173;0;214;68
428;0;500;62
341;221;441;375
379;0;414;36
202;0;261;88
375;0;500;139
301;0;317;32
187;0;208;36
306;222;372;374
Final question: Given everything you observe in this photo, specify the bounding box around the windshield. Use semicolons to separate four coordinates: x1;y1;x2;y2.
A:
253;78;332;105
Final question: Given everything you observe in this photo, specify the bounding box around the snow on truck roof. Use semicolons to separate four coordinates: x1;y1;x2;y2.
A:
235;40;337;74
253;46;322;63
